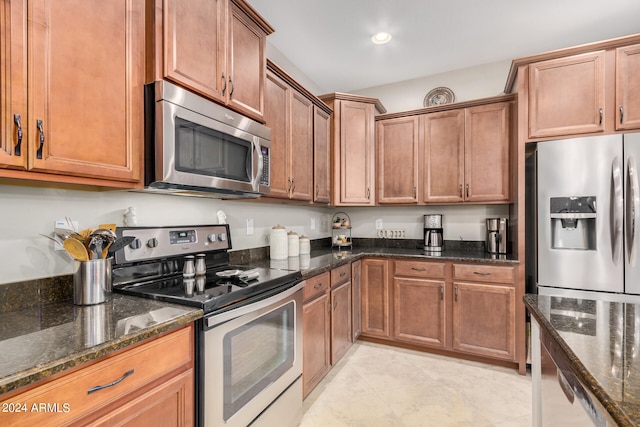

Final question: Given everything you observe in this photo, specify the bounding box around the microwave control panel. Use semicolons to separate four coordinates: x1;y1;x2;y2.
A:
260;146;270;186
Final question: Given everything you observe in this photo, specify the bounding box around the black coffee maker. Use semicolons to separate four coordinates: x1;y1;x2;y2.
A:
423;214;443;252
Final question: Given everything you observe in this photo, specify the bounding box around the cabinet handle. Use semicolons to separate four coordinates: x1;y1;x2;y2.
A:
314;283;322;289
340;272;346;277
221;72;227;96
473;271;491;276
229;76;234;99
36;119;45;159
287;177;292;194
459;184;463;198
367;187;371;199
87;369;134;395
620;106;625;124
333;295;337;310
316;184;319;198
440;285;444;301
414;186;417;198
411;267;426;271
454;286;458;302
465;184;469;198
291;178;296;193
13;114;23;156
599;108;603;125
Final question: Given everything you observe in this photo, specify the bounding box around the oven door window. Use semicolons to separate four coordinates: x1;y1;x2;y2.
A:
222;301;295;421
175;117;252;182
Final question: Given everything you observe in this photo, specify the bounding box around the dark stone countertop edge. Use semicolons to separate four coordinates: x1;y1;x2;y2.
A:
0;306;203;397
523;294;635;427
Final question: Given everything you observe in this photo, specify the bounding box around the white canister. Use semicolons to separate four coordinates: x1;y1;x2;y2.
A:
270;225;288;260
299;235;310;255
288;231;299;257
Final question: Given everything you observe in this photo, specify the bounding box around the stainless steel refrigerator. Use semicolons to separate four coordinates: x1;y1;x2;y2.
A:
534;133;640;297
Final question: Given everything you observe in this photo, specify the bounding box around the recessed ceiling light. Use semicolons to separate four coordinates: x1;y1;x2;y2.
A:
371;32;392;45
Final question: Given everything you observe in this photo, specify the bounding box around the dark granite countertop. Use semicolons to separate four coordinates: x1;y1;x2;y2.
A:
0;241;514;399
524;294;640;427
0;294;202;396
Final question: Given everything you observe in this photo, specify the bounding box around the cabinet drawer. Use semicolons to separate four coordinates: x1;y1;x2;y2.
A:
394;260;446;279
331;263;351;286
304;272;330;302
453;264;515;284
0;326;193;427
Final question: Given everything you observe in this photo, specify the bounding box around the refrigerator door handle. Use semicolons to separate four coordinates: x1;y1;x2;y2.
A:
627;156;640;266
612;156;624;266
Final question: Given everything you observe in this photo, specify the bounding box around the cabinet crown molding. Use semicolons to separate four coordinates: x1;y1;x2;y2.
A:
319;92;387;114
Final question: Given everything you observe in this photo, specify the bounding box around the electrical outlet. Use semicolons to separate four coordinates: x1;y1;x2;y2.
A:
310;217;316;230
375;219;383;230
53;219;78;250
246;218;254;235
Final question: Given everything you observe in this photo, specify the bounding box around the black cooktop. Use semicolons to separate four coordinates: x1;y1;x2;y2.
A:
113;265;301;313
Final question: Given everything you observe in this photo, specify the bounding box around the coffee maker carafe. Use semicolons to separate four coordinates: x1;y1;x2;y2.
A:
424;214;443;252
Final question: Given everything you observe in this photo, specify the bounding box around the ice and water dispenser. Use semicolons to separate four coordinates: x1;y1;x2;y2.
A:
549;196;597;250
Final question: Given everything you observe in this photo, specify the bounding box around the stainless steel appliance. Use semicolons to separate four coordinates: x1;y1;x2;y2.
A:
423;214;443;252
533;133;640;296
486;217;508;254
111;225;303;427
143;81;271;198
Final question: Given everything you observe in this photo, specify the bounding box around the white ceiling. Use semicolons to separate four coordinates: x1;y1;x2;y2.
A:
249;0;640;93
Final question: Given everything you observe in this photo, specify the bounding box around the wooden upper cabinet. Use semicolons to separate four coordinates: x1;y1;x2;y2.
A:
313;106;331;203
320;94;383;206
0;0;144;186
464;102;510;202
0;0;27;170
289;91;313;200
164;0;226;102
376;116;419;204
528;51;606;138
616;44;640;131
264;71;290;199
423;110;465;203
161;0;272;122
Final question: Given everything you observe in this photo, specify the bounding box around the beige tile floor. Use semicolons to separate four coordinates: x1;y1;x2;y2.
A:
299;341;532;427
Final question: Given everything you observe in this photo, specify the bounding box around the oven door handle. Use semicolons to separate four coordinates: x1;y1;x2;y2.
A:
205;280;305;329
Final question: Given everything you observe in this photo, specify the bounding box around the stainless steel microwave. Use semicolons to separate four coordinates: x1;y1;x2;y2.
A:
143;81;271;198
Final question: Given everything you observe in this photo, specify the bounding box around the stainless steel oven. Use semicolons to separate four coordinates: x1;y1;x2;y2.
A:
111;225;303;427
143;81;271;198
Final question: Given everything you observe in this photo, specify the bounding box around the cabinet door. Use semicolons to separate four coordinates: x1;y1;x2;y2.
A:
29;0;144;182
330;280;352;365
452;282;516;361
289;90;313;201
338;100;375;205
89;370;194;426
616;44;640;131
227;1;266;121
361;259;390;338
164;0;226;103
313;106;331;203
0;0;27;169
377;116;419;204
351;260;362;341
264;71;290;199
464;102;510;202
528;51;605;138
393;278;446;348
303;293;330;398
423;110;465;203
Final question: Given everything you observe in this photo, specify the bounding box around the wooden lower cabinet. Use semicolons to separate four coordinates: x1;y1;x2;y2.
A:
0;325;194;427
330;280;352;365
360;258;519;368
452;281;516;361
302;274;331;398
351;260;362;340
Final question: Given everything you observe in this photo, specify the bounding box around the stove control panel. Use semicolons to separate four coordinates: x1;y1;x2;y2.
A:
114;225;232;264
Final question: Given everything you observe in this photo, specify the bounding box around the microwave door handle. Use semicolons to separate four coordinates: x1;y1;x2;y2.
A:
250;139;264;192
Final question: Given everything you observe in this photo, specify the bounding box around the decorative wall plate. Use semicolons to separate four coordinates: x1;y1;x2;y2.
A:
424;87;455;107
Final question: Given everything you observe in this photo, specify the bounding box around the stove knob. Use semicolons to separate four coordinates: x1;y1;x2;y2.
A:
207;234;218;242
218;233;227;242
147;238;159;248
129;238;142;250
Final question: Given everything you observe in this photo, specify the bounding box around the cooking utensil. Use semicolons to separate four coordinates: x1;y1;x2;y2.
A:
216;269;243;278
54;227;84;242
64;238;90;261
88;228;117;260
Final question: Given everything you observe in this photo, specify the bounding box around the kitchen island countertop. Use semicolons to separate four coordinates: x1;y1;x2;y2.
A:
525;293;640;427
